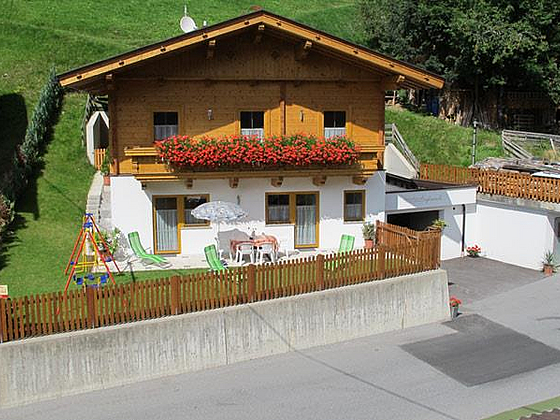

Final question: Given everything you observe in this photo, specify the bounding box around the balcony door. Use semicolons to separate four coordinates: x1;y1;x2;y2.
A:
154;197;179;253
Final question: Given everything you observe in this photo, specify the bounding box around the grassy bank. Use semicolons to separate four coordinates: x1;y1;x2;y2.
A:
386;106;504;167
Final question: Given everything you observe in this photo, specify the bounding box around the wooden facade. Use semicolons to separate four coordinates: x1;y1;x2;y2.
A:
59;10;444;185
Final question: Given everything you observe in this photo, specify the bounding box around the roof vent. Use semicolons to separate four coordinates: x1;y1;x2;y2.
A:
180;4;197;33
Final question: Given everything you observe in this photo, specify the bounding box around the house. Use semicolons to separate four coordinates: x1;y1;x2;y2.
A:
58;10;443;256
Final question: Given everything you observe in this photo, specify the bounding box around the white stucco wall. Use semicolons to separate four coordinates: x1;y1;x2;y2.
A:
476;201;555;270
111;173;386;256
385;186;477;261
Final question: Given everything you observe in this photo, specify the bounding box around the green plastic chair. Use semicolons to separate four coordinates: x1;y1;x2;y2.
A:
338;234;355;254
128;232;169;267
328;234;355;271
204;244;227;272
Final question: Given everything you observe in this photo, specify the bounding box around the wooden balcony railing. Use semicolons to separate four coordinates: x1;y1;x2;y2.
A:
420;163;560;204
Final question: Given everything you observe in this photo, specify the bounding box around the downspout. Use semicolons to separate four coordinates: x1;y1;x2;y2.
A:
461;204;466;255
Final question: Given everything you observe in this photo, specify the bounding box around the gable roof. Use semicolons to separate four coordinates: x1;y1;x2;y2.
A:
58;10;444;91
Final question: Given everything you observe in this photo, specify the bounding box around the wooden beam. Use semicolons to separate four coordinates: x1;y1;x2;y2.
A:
352;176;368;186
271;177;283;187
184;178;194;189
312;175;327;186
229;177;239;188
280;82;286;135
295;40;313;61
206;39;216;59
253;24;265;44
381;74;406;90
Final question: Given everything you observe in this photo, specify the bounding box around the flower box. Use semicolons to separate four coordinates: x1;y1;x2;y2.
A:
155;133;360;169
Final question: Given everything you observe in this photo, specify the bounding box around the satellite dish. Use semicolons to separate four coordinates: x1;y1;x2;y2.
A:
180;5;197;33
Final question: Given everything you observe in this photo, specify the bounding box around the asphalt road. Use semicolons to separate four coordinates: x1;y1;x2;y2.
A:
1;259;558;420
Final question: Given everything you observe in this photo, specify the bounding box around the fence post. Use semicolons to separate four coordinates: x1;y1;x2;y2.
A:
0;299;6;343
316;254;325;290
170;276;180;315
247;264;256;303
378;245;386;278
86;286;97;328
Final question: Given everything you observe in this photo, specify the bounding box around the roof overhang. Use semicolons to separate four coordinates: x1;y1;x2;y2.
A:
58;10;444;92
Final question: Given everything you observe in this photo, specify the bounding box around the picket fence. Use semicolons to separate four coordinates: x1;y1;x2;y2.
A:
0;222;441;343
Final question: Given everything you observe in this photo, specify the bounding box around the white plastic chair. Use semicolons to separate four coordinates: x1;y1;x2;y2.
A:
256;242;277;264
235;243;255;264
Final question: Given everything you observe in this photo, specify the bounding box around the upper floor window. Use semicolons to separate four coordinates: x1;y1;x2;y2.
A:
324;111;346;138
240;111;264;139
154;112;178;140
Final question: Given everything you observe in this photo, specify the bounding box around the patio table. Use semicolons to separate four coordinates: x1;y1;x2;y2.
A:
230;235;279;257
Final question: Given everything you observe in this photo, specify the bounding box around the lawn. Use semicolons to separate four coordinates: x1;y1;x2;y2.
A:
386;106;505;167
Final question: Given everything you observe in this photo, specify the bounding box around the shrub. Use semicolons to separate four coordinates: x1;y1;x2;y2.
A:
0;194;14;244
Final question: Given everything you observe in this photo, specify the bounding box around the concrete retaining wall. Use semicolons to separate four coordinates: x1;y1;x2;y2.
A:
0;269;449;408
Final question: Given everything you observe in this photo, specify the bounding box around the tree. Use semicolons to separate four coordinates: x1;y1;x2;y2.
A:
359;0;560;125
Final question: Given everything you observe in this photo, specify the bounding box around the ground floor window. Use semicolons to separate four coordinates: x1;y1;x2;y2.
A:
344;190;365;221
266;192;319;248
153;194;209;253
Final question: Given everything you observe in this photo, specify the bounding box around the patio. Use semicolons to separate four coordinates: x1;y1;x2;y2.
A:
117;247;320;273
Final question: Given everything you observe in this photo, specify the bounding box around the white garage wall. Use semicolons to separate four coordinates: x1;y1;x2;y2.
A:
111;172;386;256
476;201;554;270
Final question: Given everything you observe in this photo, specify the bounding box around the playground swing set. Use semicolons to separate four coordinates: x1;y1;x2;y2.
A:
63;213;122;298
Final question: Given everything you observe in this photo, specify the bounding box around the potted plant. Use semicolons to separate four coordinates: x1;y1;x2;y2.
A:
98;228;121;262
466;244;481;258
362;222;375;249
429;218;447;231
449;296;462;318
542;250;557;276
100;149;111;186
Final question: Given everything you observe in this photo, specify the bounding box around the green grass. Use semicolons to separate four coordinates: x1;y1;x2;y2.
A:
386;106;505;167
483;395;560;420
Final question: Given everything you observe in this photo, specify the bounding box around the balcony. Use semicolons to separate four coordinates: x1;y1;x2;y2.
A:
123;144;384;186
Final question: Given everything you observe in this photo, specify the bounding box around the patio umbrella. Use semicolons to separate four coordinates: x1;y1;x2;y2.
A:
192;201;248;250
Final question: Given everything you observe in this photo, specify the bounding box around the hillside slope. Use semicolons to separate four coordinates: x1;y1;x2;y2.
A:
386;107;504;167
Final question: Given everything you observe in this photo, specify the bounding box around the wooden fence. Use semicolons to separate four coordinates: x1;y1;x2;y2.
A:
0;222;441;343
94;148;106;170
420;163;560;203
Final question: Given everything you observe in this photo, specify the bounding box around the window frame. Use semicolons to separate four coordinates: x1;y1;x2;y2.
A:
153;110;179;141
152;193;211;254
265;191;320;249
182;194;211;228
343;190;365;222
323;110;347;138
239;110;265;138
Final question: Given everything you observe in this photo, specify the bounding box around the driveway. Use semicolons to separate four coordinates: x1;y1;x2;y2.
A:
443;256;545;304
0;258;557;420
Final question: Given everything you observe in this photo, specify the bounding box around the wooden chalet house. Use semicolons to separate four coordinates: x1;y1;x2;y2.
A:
59;10;443;255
